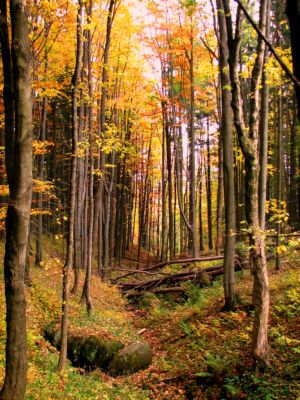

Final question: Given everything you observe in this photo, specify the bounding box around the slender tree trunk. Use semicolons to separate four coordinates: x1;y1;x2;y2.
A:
216;131;223;256
35;51;48;266
0;0;32;397
258;0;270;230
217;0;238;309
275;93;282;270
161;88;167;261
286;0;300;122
198;158;204;252
80;1;94;312
71;86;85;294
206;117;213;250
224;0;270;367
288;103;298;227
57;0;83;372
93;0;118;264
166;114;174;259
188;23;199;257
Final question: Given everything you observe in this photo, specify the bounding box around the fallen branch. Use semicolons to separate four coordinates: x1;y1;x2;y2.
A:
112;256;225;282
120;264;237;293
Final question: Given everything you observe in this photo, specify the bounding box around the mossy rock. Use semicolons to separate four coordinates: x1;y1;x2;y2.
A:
68;335;123;370
108;341;152;375
44;321;61;348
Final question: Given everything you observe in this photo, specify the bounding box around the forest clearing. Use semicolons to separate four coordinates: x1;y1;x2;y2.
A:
0;0;300;399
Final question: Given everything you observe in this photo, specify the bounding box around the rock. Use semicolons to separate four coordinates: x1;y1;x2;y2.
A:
44;321;61;348
68;335;123;370
108;341;152;375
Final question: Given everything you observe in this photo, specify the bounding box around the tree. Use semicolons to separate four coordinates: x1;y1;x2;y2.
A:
216;0;238;309
57;0;83;373
0;0;33;398
223;0;270;367
286;0;300;121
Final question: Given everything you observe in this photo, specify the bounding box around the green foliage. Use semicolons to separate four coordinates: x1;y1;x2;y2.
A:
179;320;194;337
137;293;160;310
275;287;300;318
26;351;149;400
235;241;248;259
273;271;300;318
195;352;231;388
183;281;204;305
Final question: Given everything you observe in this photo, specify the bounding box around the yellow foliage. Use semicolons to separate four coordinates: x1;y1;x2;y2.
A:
0;185;9;197
33;179;54;193
33;140;54;155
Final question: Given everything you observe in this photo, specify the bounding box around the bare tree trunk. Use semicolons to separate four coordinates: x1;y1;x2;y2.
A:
93;0;119;265
166;115;174;259
258;0;270;230
217;0;238;310
71;85;85;294
275;93;282;270
206;117;213;250
286;0;300;122
161;97;167;261
187;22;199;257
0;0;32;397
35;90;47;266
57;0;83;373
198;157;204;252
288;102;298;227
224;0;270;367
80;0;94;313
216;131;223;256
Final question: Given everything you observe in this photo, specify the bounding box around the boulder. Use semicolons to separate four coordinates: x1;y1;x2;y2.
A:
44;321;61;348
108;341;152;375
68;335;123;370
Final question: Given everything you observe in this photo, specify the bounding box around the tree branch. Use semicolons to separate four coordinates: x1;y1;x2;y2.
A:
234;0;300;88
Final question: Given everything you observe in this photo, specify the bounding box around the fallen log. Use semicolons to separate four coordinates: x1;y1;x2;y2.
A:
121;260;250;295
112;256;225;282
120;265;238;294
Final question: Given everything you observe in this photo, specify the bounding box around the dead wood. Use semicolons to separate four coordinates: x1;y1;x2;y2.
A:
112;256;225;282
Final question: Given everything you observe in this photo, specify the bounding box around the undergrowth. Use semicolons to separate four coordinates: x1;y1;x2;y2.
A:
0;238;300;399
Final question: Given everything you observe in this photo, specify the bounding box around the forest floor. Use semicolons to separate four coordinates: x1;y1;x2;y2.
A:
0;238;300;399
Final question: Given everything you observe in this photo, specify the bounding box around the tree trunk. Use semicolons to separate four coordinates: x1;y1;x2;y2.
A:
286;0;300;121
258;0;270;230
206;118;213;250
275;93;282;270
0;0;32;397
217;0;238;310
223;0;270;367
188;22;199;257
80;1;94;313
57;0;83;373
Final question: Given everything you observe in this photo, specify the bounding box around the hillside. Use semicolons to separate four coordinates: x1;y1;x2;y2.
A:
0;239;300;399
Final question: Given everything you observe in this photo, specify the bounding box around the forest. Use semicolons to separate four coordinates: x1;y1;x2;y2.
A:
0;0;300;399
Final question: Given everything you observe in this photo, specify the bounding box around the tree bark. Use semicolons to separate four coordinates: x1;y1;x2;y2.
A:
0;0;32;397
